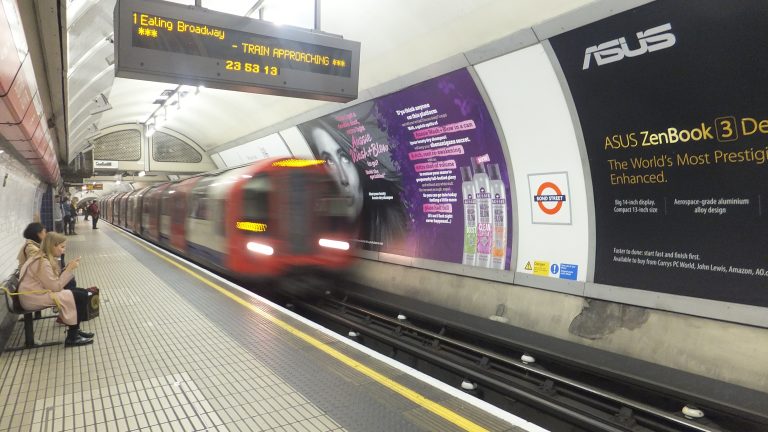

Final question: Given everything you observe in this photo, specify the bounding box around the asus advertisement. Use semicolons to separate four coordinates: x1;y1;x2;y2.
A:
550;0;768;306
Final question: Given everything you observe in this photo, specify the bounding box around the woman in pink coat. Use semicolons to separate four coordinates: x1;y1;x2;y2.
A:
18;232;94;347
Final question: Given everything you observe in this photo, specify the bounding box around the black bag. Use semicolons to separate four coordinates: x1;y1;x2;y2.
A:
84;286;100;321
2;269;23;312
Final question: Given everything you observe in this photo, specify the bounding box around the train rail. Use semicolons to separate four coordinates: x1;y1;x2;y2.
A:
285;290;764;432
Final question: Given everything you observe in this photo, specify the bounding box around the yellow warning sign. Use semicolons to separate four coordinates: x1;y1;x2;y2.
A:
524;261;532;271
533;260;550;276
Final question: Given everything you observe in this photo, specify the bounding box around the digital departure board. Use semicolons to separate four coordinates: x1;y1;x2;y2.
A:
114;0;361;102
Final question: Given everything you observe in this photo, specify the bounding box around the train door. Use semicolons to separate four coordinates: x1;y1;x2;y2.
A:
127;193;136;230
145;183;170;242
226;172;271;274
119;192;131;228
278;170;312;256
159;186;173;244
104;196;112;222
111;194;118;225
187;176;227;267
170;177;200;252
132;187;150;234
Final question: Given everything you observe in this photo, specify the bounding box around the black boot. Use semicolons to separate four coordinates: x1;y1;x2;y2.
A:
78;330;95;338
65;325;93;347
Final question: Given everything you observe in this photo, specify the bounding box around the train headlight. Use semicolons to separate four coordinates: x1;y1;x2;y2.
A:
318;239;350;251
246;242;274;255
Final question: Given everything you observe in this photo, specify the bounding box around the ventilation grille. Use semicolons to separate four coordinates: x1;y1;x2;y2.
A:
93;130;141;161
152;132;202;163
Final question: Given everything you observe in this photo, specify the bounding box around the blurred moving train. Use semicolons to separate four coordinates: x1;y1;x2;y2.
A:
100;158;357;285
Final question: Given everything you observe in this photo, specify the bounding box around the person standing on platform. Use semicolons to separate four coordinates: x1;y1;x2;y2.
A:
68;201;78;235
61;198;72;235
88;200;100;229
53;196;63;233
84;202;90;221
18;232;94;347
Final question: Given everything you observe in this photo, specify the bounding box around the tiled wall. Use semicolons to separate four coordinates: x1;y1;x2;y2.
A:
0;152;42;326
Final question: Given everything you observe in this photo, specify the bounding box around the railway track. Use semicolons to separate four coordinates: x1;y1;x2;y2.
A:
285;292;764;432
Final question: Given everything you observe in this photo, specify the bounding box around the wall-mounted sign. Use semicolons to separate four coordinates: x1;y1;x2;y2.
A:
114;0;361;102
528;172;572;224
94;160;118;169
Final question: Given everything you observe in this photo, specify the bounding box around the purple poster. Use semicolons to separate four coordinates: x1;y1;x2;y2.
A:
298;68;512;269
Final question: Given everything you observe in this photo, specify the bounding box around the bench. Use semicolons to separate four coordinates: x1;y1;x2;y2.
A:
1;273;61;352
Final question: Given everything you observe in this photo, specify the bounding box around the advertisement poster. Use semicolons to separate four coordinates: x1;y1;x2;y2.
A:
549;0;768;305
297;69;512;269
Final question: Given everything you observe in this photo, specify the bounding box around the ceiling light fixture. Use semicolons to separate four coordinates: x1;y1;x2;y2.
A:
90;93;112;115
143;85;202;132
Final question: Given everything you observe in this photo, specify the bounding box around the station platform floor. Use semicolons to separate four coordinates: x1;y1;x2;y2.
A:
0;219;542;432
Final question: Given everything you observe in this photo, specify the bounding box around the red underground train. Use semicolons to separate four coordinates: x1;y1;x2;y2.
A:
101;158;357;287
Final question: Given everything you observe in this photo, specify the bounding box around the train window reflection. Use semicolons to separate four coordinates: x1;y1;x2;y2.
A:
242;175;271;222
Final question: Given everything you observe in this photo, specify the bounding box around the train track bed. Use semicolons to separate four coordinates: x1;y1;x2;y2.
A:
273;282;768;432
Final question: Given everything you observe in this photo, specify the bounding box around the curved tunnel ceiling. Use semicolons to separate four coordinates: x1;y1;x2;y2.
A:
65;0;597;162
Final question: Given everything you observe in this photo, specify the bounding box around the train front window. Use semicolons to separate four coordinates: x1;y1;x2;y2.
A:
242;175;270;230
314;177;353;233
314;178;349;216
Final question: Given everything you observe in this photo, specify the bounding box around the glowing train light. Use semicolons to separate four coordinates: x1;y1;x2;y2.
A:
236;221;268;232
271;159;326;168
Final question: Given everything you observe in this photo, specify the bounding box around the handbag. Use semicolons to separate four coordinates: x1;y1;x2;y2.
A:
3;259;54;313
2;268;23;312
84;286;100;321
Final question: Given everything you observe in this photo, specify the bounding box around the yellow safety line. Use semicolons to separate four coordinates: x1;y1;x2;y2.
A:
111;227;489;432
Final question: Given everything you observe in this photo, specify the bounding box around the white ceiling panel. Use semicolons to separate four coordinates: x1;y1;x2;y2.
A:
218;133;291;167
67;0;115;60
65;0;597;162
96;77;170;127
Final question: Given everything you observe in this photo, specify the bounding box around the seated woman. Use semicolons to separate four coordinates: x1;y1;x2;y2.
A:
18;223;69;286
16;222;46;268
18;232;94;347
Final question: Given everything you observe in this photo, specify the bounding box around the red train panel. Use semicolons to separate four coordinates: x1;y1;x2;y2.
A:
142;183;170;243
168;177;200;253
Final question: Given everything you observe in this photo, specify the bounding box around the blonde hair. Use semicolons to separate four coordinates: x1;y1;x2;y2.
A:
39;232;67;276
